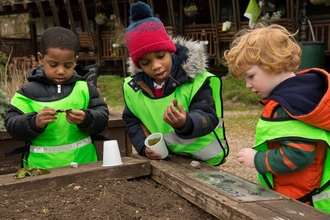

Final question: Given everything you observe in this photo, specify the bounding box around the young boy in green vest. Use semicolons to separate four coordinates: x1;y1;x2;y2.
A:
122;1;228;166
5;27;109;169
223;23;330;214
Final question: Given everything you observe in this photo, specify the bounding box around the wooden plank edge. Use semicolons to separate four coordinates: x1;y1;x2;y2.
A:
132;155;329;220
0;157;151;194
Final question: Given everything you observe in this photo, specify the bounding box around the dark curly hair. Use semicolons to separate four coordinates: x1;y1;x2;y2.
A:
39;27;79;56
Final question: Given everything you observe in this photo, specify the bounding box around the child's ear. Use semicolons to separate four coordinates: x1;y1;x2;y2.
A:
37;52;43;65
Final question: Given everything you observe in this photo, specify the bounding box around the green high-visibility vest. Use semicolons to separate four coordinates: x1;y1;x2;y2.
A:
10;81;97;169
254;118;330;214
124;71;228;165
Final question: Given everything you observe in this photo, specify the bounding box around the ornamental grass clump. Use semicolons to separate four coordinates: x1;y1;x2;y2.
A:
1;55;37;101
0;51;38;130
0;90;8;131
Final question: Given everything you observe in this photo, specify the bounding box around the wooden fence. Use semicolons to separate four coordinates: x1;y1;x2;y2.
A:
101;33;128;60
0;38;32;58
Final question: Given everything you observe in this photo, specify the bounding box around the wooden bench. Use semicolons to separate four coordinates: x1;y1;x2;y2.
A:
78;32;97;49
77;32;98;63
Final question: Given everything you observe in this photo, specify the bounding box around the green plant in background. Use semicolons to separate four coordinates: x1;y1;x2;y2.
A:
0;51;7;67
97;75;124;112
184;1;198;17
27;14;36;26
260;11;282;26
185;4;198;11
106;14;126;57
0;90;8;131
95;13;107;19
221;73;260;110
1;56;33;100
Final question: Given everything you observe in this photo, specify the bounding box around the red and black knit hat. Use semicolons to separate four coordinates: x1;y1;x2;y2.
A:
125;1;176;68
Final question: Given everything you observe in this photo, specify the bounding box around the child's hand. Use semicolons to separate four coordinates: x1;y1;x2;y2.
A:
236;148;257;168
65;110;86;124
36;108;57;128
145;147;162;160
163;102;186;129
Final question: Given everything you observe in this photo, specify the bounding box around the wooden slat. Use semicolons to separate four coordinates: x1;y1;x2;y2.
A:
49;0;60;26
63;0;77;36
133;154;330;220
184;27;217;57
0;157;150;194
78;0;94;50
35;0;48;30
78;32;97;49
101;33;128;59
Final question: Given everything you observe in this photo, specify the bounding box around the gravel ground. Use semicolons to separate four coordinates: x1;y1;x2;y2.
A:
220;109;262;183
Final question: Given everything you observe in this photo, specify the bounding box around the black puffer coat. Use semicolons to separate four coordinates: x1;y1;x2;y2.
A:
122;37;220;156
5;65;109;141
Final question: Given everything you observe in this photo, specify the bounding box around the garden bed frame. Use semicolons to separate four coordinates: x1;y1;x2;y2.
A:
0;119;328;219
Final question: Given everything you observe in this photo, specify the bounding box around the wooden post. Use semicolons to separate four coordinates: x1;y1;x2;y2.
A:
78;0;94;50
29;21;38;58
147;0;154;10
63;0;78;36
235;0;241;30
35;0;48;30
300;0;307;42
49;0;60;26
209;0;221;66
180;0;184;36
166;0;176;36
112;0;120;21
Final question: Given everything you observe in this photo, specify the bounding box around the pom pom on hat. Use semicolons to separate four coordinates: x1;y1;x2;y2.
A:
129;1;153;22
125;1;176;68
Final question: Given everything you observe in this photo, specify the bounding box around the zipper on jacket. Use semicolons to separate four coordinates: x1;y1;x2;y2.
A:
57;85;61;93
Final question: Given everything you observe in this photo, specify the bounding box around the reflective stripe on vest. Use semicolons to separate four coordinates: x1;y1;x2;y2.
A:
164;131;228;160
10;81;97;168
312;147;330;214
124;71;228;165
30;136;92;153
11;81;91;147
254;118;330;214
313;190;330;203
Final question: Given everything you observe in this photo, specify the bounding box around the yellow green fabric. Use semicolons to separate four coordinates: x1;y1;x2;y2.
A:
11;81;97;169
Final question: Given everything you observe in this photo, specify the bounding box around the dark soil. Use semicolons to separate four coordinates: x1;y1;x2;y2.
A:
0;176;218;220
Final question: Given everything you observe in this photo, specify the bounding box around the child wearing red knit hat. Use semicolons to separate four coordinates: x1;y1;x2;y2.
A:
122;1;229;166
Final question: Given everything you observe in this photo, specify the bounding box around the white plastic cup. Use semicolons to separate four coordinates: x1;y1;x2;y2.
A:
102;140;123;167
144;132;169;159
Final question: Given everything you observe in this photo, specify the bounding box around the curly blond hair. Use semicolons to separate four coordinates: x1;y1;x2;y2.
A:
222;24;301;79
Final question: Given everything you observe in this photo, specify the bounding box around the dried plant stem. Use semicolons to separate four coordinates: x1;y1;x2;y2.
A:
0;55;38;101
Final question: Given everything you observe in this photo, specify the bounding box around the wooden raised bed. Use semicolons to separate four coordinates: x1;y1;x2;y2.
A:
1;119;328;219
1;151;328;219
133;154;330;219
0;157;151;195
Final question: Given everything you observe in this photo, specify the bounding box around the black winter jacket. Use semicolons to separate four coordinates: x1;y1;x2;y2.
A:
122;37;220;156
5;65;109;141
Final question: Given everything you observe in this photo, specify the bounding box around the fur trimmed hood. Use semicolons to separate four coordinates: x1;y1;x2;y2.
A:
126;36;208;78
